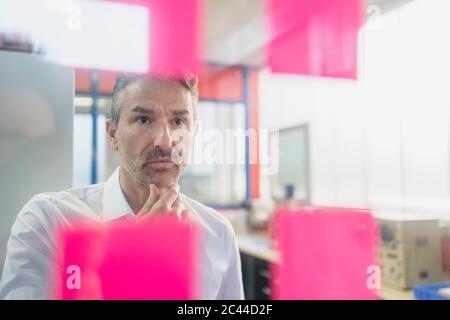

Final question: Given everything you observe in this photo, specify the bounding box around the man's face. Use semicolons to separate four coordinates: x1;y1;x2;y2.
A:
107;79;196;189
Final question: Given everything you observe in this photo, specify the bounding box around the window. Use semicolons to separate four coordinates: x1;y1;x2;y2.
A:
73;95;111;187
179;101;247;206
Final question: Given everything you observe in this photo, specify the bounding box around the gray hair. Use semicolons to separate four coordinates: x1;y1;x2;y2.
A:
110;71;199;126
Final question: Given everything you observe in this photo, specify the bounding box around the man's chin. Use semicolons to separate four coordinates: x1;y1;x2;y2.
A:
140;169;179;189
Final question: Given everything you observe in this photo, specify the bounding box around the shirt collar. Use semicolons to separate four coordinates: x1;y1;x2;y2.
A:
102;167;135;222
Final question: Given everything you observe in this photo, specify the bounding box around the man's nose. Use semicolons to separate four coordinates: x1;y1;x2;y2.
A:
153;123;173;149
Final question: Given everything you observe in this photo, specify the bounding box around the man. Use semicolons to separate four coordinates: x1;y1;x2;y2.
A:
0;72;245;299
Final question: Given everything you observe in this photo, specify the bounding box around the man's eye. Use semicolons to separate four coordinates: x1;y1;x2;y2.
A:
137;116;151;125
174;118;187;127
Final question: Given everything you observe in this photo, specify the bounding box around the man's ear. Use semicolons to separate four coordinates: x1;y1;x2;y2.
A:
106;118;119;151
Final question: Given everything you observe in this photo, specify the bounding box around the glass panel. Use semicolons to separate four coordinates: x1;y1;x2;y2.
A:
0;50;73;274
180;101;246;206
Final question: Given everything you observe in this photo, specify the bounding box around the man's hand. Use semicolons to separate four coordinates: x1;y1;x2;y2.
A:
136;184;191;223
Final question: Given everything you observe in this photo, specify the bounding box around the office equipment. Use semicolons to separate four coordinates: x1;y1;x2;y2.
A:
271;124;310;202
440;222;450;271
245;198;275;231
414;282;450;300
378;214;442;289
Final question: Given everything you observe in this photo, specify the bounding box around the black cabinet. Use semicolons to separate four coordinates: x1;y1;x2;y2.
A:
240;252;277;300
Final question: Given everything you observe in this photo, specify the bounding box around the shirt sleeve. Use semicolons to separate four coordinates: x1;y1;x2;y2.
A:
0;197;57;299
216;226;245;300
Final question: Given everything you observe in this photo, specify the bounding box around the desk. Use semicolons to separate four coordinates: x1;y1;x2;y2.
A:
237;231;278;299
236;230;448;300
237;233;279;263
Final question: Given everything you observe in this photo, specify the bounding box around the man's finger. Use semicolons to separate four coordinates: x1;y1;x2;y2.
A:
181;209;193;228
181;209;191;222
172;198;182;218
152;186;179;213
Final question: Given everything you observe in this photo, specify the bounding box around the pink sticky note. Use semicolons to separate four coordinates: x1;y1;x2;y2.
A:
267;0;362;79
273;207;379;300
52;216;200;300
106;0;202;75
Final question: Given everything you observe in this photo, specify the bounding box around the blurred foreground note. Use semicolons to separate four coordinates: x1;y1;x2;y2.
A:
267;0;362;78
273;207;379;299
109;0;203;75
52;216;200;300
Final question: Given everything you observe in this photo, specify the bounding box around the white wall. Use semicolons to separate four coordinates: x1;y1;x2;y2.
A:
259;0;450;220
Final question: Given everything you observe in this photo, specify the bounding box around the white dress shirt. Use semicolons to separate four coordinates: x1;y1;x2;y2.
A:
0;168;245;300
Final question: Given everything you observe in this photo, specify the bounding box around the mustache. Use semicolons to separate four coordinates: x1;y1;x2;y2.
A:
141;148;183;164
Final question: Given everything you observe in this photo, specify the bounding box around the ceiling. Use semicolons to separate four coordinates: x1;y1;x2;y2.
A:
203;0;416;66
